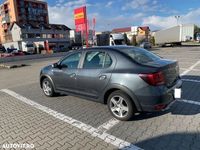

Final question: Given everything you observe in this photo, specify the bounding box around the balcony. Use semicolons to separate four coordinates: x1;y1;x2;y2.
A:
1;15;10;24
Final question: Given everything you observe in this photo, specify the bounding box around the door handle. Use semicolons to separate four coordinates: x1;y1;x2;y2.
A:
99;75;107;80
70;73;76;78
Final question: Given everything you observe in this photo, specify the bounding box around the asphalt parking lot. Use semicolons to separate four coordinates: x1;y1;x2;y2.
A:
0;46;200;150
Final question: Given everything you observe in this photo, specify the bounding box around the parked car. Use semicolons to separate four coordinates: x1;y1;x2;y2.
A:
0;46;6;53
140;42;152;49
40;46;182;121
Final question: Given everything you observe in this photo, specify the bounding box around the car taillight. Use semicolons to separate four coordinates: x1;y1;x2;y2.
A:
139;71;165;86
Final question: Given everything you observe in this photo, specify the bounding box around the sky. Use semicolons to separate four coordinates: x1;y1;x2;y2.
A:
46;0;200;31
1;0;200;31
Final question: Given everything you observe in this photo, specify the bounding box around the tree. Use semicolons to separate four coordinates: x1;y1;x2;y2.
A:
123;33;129;45
131;35;137;46
150;36;155;46
194;25;200;40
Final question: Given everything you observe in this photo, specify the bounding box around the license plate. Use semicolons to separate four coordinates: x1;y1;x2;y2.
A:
174;88;181;98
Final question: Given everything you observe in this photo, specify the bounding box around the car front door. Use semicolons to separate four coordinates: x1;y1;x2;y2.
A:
52;52;82;93
76;50;114;99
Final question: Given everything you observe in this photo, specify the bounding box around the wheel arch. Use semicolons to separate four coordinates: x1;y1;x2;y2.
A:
103;84;142;112
40;75;55;90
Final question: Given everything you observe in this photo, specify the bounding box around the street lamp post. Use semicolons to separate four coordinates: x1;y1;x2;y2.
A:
175;16;180;25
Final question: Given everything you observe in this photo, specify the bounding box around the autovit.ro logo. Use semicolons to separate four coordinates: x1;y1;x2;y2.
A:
2;143;34;149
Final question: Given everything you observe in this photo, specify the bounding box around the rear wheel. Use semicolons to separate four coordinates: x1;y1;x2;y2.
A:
42;78;56;97
107;90;135;121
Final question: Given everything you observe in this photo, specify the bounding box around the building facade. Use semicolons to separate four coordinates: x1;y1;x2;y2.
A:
0;0;48;44
3;22;70;52
112;26;150;44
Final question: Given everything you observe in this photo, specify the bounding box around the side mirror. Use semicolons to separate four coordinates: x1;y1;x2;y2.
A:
52;63;61;69
61;64;68;69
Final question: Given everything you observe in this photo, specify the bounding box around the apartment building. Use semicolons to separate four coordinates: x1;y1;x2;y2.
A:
0;0;49;44
3;22;70;53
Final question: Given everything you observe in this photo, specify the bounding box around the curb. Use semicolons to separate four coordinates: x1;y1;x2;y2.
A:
0;64;28;69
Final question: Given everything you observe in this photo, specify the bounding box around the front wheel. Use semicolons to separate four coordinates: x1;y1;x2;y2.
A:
107;91;136;121
42;78;56;97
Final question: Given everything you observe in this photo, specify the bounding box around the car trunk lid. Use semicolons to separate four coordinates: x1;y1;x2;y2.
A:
144;59;179;87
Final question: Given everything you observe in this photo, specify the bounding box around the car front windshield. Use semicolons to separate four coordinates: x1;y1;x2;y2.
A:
118;47;160;64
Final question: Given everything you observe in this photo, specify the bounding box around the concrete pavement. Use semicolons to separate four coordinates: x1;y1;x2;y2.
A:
0;46;200;150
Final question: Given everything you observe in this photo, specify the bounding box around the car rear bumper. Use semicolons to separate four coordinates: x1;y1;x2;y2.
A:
138;79;182;112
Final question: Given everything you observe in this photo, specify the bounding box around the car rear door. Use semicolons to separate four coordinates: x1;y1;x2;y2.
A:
52;52;82;93
76;50;115;99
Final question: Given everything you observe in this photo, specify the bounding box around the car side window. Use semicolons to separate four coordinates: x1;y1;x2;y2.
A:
60;52;81;69
104;53;112;68
83;51;112;69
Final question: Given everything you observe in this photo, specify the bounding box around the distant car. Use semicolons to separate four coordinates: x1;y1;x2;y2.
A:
140;42;152;49
12;50;25;56
184;36;192;41
0;46;6;53
40;46;182;121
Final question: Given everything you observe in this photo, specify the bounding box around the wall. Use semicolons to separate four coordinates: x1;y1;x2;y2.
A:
138;28;145;36
3;41;19;50
11;24;21;41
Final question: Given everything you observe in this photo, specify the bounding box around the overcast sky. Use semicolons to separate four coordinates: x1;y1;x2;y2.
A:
1;0;200;31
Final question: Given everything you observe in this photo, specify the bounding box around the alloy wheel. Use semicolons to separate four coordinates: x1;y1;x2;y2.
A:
110;96;129;118
42;80;52;96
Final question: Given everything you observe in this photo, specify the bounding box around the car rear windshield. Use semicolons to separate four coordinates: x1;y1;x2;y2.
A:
118;47;160;64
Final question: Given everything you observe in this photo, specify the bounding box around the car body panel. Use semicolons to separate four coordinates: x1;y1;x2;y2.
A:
52;68;78;92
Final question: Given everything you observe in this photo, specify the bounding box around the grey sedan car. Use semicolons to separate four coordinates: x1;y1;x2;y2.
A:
40;46;182;121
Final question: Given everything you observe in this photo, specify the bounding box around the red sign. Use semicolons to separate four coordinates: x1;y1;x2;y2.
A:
75;24;86;32
74;6;89;47
74;6;87;25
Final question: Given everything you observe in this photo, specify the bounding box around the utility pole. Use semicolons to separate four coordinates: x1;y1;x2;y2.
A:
175;16;180;25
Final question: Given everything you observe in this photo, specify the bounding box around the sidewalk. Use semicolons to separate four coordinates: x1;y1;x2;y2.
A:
0;52;68;64
0;92;117;150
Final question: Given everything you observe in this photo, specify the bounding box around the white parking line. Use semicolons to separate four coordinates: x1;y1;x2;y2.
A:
97;118;120;133
178;99;200;106
181;60;200;76
182;79;200;83
0;89;142;150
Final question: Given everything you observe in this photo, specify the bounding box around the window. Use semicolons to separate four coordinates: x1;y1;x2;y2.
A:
36;33;41;38
104;53;112;68
21;33;28;39
26;44;34;47
27;33;35;38
83;51;112;69
47;34;51;38
60;52;81;69
42;34;46;38
118;47;160;64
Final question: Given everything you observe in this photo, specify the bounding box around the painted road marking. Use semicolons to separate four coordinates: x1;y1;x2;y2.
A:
182;79;200;83
0;89;142;150
181;60;200;76
178;99;200;106
97;118;120;133
96;61;200;133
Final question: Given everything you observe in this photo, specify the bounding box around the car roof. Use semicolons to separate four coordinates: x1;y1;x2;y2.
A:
73;45;136;53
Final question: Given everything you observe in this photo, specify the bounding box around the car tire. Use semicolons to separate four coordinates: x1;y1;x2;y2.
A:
42;78;56;97
107;90;135;121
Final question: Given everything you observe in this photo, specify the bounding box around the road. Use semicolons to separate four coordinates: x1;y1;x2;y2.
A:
0;46;200;150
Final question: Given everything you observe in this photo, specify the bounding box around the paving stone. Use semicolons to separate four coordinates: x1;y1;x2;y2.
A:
0;93;117;150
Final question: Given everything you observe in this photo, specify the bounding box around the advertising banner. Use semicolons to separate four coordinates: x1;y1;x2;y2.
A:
74;6;86;24
74;6;88;47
